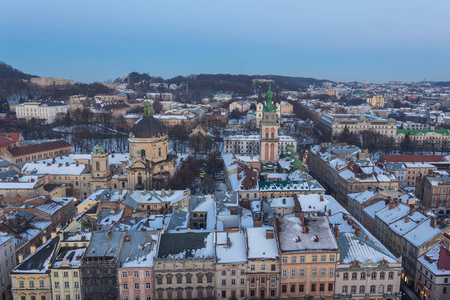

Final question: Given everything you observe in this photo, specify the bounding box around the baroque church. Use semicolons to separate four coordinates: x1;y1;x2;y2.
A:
223;85;297;163
90;101;177;191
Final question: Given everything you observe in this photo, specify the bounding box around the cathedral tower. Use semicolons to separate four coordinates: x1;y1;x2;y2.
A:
260;85;280;163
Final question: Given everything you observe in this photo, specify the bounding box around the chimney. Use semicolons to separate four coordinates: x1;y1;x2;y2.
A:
58;163;62;167
51;231;57;239
65;162;69;167
355;228;361;238
107;231;112;241
343;214;348;221
328;209;332;216
302;226;308;233
320;195;324;202
18;253;23;263
423;209;428;215
405;217;409;223
301;215;305;226
169;188;172;195
406;198;409;205
30;245;36;254
389;202;397;210
282;198;286;205
266;230;274;239
366;235;369;242
153;189;156;195
161;188;165;196
430;218;436;228
227;238;231;247
42;236;47;244
335;228;340;239
77;233;82;240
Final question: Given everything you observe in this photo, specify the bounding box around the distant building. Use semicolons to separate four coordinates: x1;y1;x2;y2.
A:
2;140;73;164
29;77;74;87
203;109;228;127
366;95;384;108
15;102;69;124
94;94;127;102
319;114;396;139
0;132;23;154
229;100;254;113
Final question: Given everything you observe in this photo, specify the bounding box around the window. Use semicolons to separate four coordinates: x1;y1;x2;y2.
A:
282;285;287;293
221;270;226;276
290;285;296;293
185;274;192;283
370;285;376;294
291;256;297;263
39;280;45;288
156;276;163;284
380;272;385;280
250;265;255;271
250;277;255;284
311;284;316;292
387;285;393;293
343;272;349;280
55;282;60;288
329;268;334;276
351;285;356;294
135;283;139;290
388;272;394;280
241;278;245;285
352;272;357;280
197;274;203;283
135;297;140;300
134;271;139;278
261;264;266;271
321;255;326;262
300;255;305;262
271;264;276;271
282;270;287;278
282;257;287;263
444;287;447;294
311;269;317;277
73;271;79;277
176;275;182;284
379;285;384;293
123;284;128;290
146;283;151;290
312;255;317;262
74;282;79;288
300;269;305;277
330;255;335;262
328;283;334;292
146;296;151;300
54;272;59;277
240;269;245;275
122;271;128;278
342;286;348;294
167;276;172;284
371;272;377;280
361;272;366;280
359;285;365;294
221;291;226;298
231;279;236;285
145;271;150;277
29;280;35;288
291;269;296;277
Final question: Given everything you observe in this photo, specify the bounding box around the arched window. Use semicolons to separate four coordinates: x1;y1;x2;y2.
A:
137;173;142;186
95;161;100;171
158;148;161;156
271;132;274;138
266;133;269;138
122;182;125;188
141;149;146;159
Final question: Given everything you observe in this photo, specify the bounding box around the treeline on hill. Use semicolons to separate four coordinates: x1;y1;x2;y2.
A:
0;62;112;113
124;72;331;100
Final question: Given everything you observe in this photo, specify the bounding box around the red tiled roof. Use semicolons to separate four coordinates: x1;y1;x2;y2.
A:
0;132;21;147
6;140;72;157
382;155;449;163
437;243;450;271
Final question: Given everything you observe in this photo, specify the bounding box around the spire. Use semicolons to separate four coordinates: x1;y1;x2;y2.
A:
263;84;276;112
144;101;153;117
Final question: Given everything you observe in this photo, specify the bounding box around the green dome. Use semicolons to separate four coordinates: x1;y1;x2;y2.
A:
92;143;107;154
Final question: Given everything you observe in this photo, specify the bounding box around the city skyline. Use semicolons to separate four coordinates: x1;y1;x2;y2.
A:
1;0;449;83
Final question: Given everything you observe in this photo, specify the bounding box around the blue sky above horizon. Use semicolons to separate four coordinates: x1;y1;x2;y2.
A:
1;0;449;84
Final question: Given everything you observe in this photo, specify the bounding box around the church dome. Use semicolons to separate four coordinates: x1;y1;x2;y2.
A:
131;116;165;138
92;143;107;154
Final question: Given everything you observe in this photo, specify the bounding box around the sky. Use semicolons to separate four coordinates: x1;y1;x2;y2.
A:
1;0;449;83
